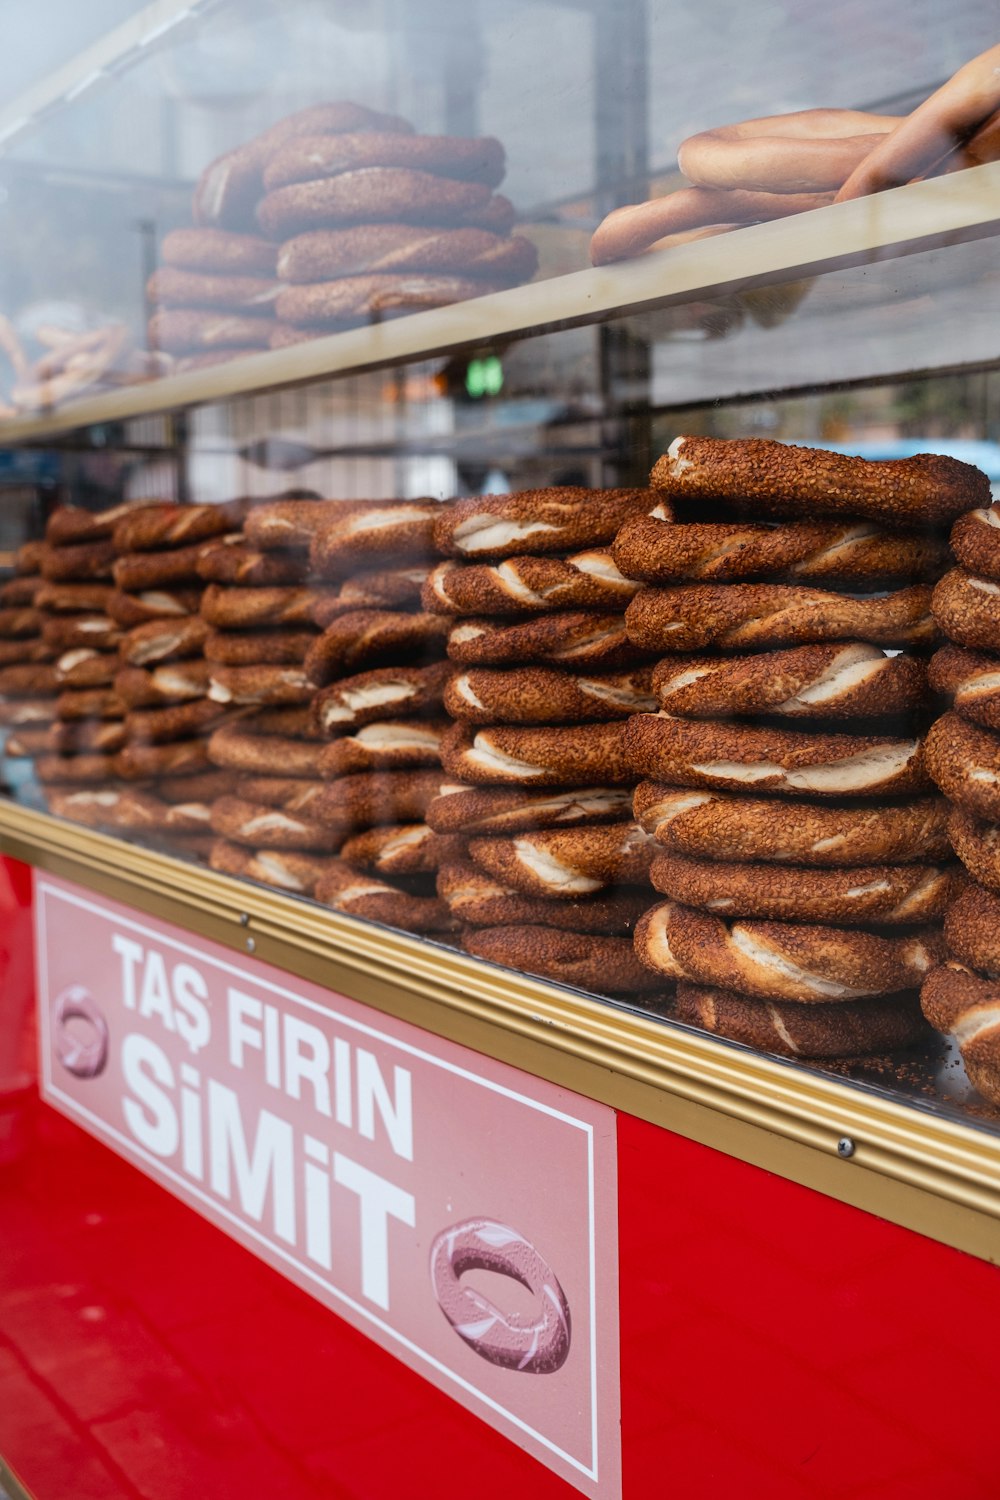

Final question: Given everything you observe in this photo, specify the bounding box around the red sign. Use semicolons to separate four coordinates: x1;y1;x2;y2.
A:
34;874;621;1497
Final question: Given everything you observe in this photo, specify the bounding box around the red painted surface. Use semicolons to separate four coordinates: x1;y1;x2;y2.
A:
1;853;998;1498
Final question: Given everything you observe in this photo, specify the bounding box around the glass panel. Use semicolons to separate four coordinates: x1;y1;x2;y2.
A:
2;1;1000;1145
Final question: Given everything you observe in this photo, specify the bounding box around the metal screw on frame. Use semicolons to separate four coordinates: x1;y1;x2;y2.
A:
246;937;256;954
837;1136;856;1159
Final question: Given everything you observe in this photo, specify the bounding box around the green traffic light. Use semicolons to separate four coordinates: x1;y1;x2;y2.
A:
465;355;503;398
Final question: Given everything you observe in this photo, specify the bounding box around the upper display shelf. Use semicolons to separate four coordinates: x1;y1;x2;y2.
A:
0;161;997;443
0;0;997;439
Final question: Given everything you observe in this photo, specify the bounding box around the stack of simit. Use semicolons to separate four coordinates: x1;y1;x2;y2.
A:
922;495;1000;1104
422;486;662;994
201;497;343;897
26;503;153;813
295;497;460;933
147;229;283;373
259;129;537;340
620;434;987;1057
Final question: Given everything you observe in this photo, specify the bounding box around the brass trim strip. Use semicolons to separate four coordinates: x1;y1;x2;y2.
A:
2;162;999;443
3;801;1000;1263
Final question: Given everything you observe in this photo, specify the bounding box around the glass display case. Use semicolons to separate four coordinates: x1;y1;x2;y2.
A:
1;0;1000;1269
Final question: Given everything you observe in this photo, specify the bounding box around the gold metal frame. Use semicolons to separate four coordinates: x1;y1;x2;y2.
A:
2;161;999;443
3;800;999;1264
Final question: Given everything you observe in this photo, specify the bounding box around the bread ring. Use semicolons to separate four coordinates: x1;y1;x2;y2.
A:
113;502;247;556
649;849;962;925
435;488;657;560
231;777;322;808
41;539;115;583
674;982;928;1059
197;540;307;587
312;661;451;733
932;567;1000;651
426;784;633;836
339;823;465;876
309;502;440;576
611;515;949;587
210;795;338;851
920;962;1000;1105
313;569;432;624
652;435;988;527
0;638;55;667
5;726;58;757
949;503;1000;580
262;132;505;192
307;768;445;831
925;712;1000;819
115;740;211;780
208;665;313;706
31;722;125;758
625;714;929;797
633;783;950;866
107;590;203;627
0;663;59;696
46;788;177;831
209;837;345;895
304;610;449;686
635;900;942;1001
437;861;648;933
42;615;121;651
232;705;322;740
447;612;642;671
115;661;212;707
148;309;274;354
276;275;511;325
423;552;640;618
158;770;238;804
469;822;651;898
590;186;833;265
45;499;161;547
35;582;113;614
199;583;331;630
652;644;927;721
256;168;493;237
317;719;448;774
193;101;413;231
1;576;43;607
947;809;1000;893
123;699;229;744
207;722;320;777
444;665;656;725
678;109;899;193
0;607;44;638
464;924;658;993
277;225;537;283
113;546;212;591
0;698;55;726
440;721;632;788
54;648;117;689
146;267;280;312
203;628;317;667
836;44;1000;201
931;646;1000;730
944;882;1000;978
35;753;119;785
56;687;125;722
243;500;337;551
162;228;277;275
313;860;457;933
625;583;935;653
119;617;209;667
